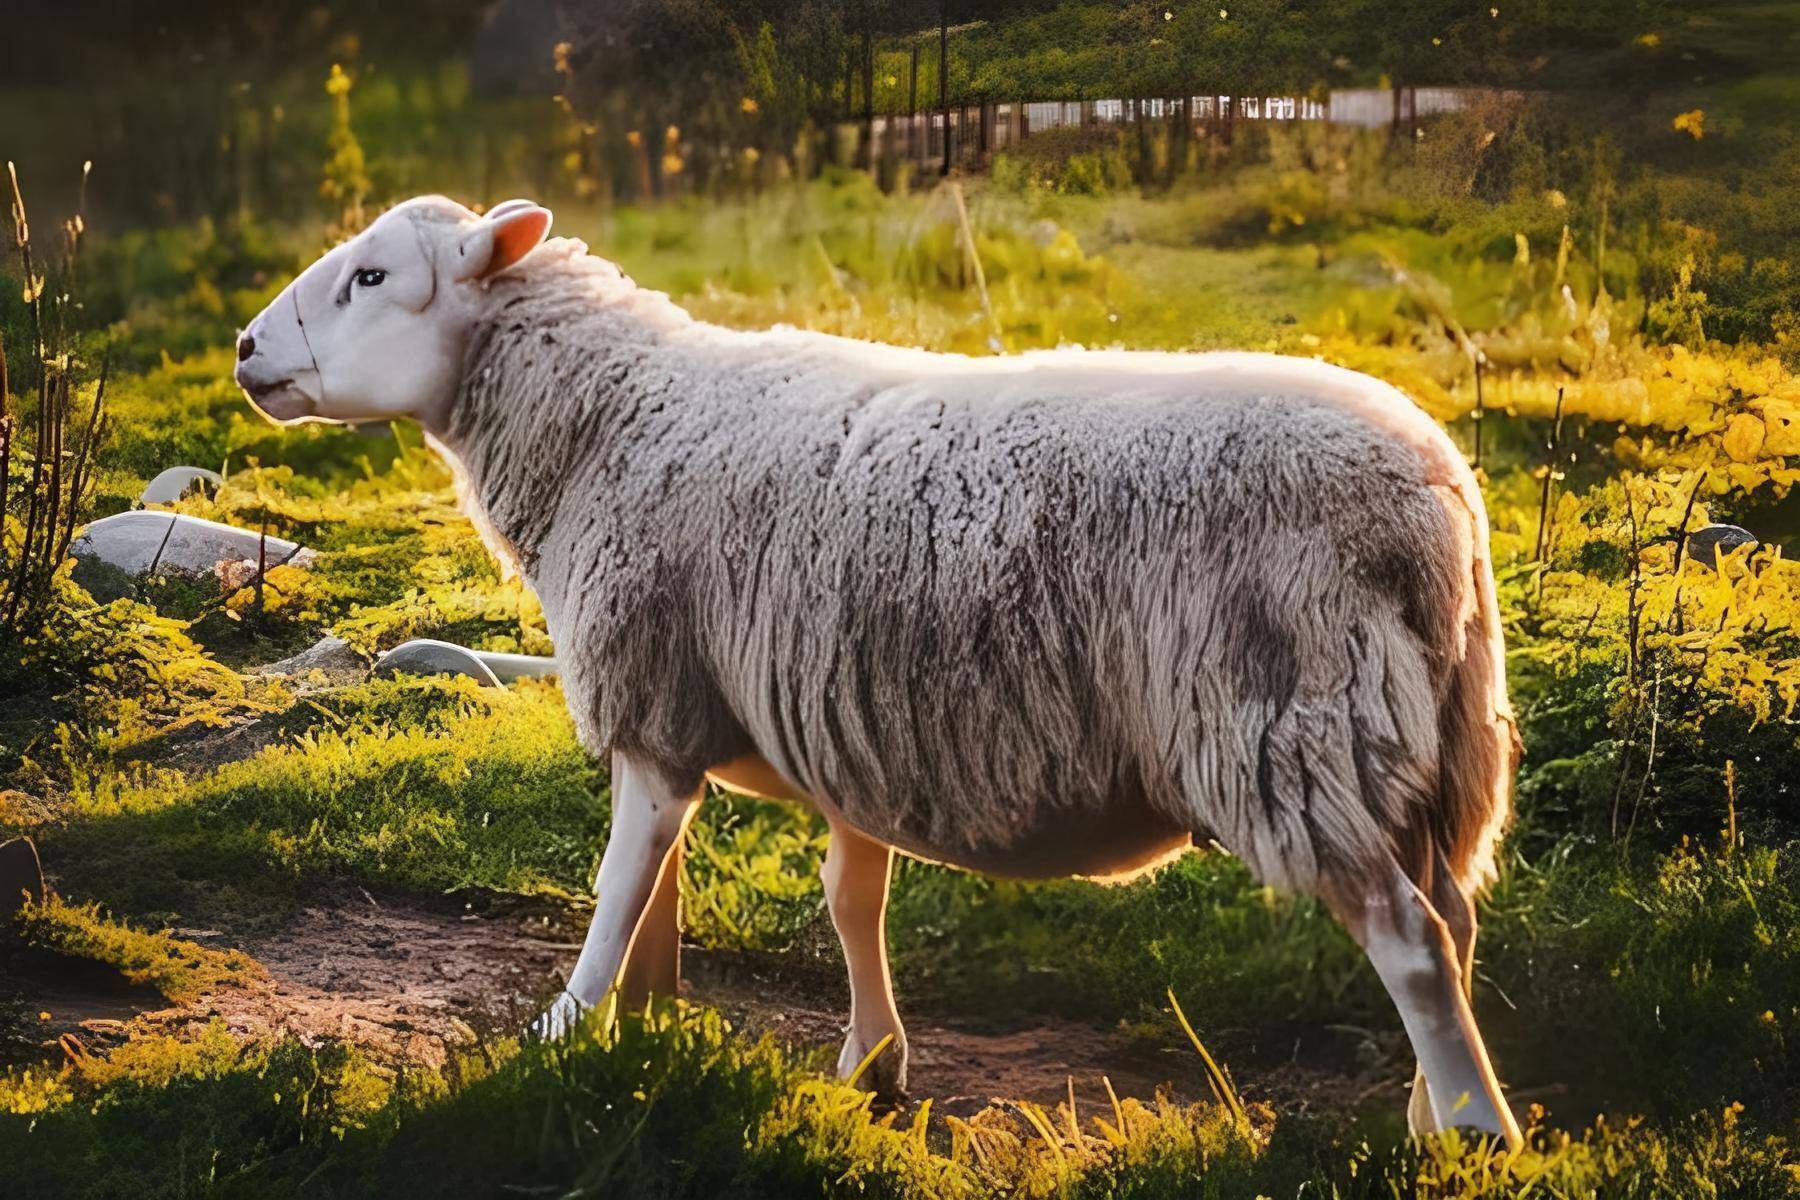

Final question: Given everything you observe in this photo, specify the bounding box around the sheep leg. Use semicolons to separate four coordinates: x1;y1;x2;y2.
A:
1332;863;1520;1149
822;818;907;1099
532;754;700;1039
618;836;684;1008
1408;850;1480;1134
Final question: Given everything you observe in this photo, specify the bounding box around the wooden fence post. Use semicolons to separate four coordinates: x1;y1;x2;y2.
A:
908;44;920;167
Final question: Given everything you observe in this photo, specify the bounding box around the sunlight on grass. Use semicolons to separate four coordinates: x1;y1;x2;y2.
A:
7;15;1800;1191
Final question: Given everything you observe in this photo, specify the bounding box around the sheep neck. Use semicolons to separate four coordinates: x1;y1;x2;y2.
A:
433;256;688;578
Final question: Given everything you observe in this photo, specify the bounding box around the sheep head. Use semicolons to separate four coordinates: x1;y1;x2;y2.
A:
235;196;552;428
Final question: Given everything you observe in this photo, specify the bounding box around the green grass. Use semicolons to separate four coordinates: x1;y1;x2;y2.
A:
1480;836;1800;1123
6;68;1800;1194
31;664;1800;1134
10;896;263;1003
40;680;605;921
3;1002;1795;1199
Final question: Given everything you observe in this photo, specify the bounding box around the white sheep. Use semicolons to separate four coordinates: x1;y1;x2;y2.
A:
236;196;1522;1145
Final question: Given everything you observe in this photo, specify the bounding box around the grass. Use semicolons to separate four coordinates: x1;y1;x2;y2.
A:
40;680;606;921
5;72;1800;1194
3;1002;1796;1199
24;663;1800;1135
1479;835;1800;1123
10;895;262;1003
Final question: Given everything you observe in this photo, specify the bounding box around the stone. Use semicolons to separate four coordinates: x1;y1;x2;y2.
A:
373;638;504;687
0;836;45;926
72;512;308;578
472;650;560;682
259;635;367;683
1686;524;1758;570
370;638;558;686
139;465;223;506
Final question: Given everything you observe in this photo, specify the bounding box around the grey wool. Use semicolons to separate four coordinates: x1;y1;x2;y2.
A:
434;237;1516;899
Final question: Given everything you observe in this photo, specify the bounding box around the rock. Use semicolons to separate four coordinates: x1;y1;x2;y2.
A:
374;639;504;687
259;635;367;683
139;466;223;506
1;836;45;926
72;512;308;578
71;512;313;602
371;638;558;686
1686;524;1758;570
474;650;560;682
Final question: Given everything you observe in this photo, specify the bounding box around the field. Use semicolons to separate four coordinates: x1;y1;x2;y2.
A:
6;7;1800;1197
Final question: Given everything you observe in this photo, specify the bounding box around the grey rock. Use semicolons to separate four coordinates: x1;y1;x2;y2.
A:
373;638;504;687
72;512;308;578
259;635;367;682
1686;524;1758;570
139;466;223;506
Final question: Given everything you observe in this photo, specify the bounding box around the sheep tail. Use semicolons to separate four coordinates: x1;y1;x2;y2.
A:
1430;543;1518;895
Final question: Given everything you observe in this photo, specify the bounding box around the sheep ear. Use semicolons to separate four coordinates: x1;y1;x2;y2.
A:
454;204;553;281
482;198;538;222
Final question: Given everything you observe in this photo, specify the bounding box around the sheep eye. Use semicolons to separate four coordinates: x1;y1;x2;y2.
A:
354;269;387;288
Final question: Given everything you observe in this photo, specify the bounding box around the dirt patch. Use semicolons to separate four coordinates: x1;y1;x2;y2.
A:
6;889;574;1068
2;945;171;1062
137;706;312;776
685;947;1209;1119
13;889;1412;1124
683;944;1410;1122
152;890;575;1067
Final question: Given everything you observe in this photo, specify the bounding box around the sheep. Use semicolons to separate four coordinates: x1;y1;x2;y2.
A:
235;196;1523;1146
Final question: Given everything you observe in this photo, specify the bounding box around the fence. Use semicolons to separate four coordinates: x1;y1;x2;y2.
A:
856;87;1506;173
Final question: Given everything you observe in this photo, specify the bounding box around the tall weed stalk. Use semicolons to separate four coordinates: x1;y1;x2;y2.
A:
1;163;107;652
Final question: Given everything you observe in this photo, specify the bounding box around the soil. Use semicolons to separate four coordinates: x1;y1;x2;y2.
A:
10;886;1414;1125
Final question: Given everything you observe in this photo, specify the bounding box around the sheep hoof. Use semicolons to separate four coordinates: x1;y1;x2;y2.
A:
528;989;588;1041
1417;1124;1519;1155
837;1031;908;1102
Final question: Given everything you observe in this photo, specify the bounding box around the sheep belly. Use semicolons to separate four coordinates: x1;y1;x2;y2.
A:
707;753;1192;882
706;754;809;802
877;788;1194;882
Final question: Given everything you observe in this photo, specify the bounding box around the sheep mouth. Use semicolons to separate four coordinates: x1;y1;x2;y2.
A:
239;377;318;424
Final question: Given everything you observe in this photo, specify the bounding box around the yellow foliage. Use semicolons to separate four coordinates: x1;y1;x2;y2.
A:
1752;396;1800;453
1724;413;1766;463
1499;468;1800;731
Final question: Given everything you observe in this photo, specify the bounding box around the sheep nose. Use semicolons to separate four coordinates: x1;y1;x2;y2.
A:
237;333;256;362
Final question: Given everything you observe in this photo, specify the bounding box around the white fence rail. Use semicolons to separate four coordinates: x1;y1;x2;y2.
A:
869;87;1509;160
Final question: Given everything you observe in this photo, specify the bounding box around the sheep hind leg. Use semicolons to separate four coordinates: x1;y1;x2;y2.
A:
822;817;908;1100
1330;862;1520;1150
1408;849;1480;1135
531;754;700;1039
618;837;684;1009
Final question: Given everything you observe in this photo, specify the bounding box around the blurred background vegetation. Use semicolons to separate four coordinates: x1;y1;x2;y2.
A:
4;2;1800;1196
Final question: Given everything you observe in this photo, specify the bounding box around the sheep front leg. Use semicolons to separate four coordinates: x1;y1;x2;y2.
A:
822;818;907;1099
532;753;700;1039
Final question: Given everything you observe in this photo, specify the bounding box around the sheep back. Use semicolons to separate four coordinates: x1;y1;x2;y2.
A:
446;252;1508;894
